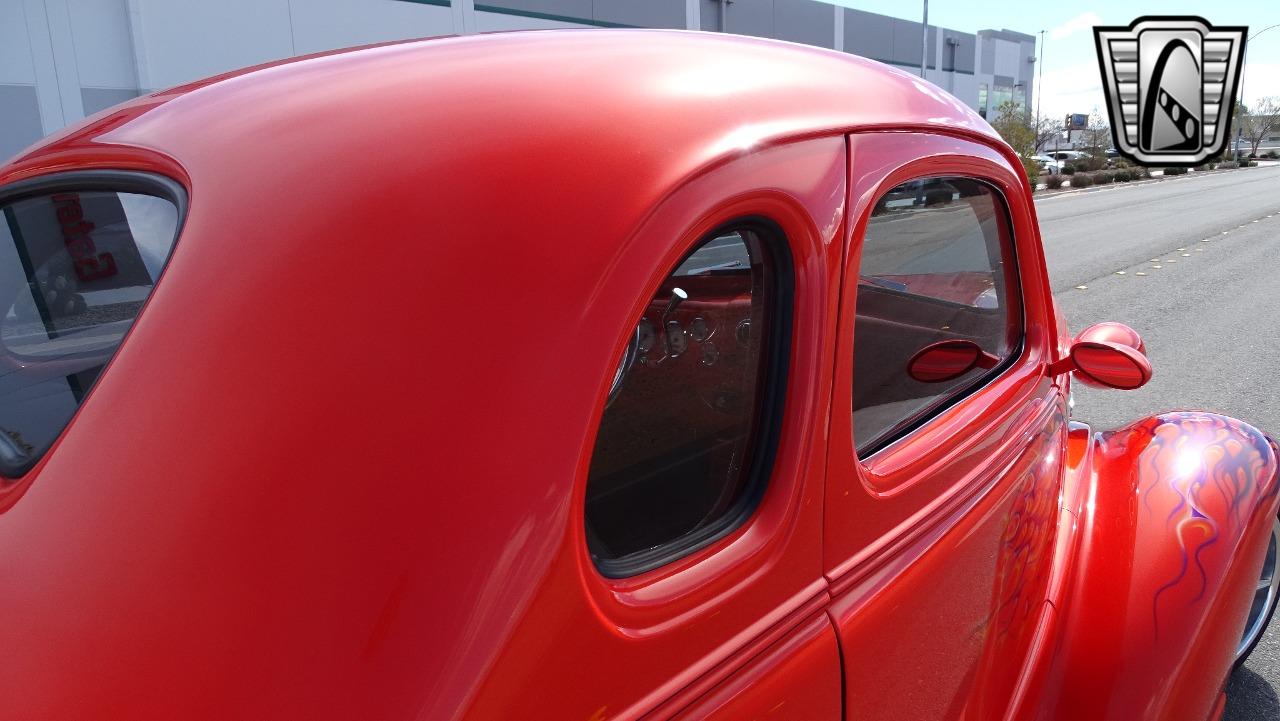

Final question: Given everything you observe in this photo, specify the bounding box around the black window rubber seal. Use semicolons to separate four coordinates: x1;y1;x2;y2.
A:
0;170;188;220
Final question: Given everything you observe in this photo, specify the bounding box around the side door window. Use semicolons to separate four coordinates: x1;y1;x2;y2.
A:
852;177;1020;454
824;137;1064;721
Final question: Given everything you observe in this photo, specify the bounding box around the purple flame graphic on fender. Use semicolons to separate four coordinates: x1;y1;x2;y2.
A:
1043;412;1280;720
1118;414;1279;637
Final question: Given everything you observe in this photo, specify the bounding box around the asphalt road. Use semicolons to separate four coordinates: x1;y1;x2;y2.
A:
1037;164;1280;719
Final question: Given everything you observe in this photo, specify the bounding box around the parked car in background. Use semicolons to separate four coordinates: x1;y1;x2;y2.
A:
1031;154;1062;174
1;30;1276;721
1046;150;1087;162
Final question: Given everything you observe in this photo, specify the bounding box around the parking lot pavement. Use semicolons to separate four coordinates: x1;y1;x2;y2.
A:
1040;164;1280;719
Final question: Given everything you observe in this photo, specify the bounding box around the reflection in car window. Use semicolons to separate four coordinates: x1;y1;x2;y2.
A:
0;189;179;477
853;177;1020;455
585;225;787;576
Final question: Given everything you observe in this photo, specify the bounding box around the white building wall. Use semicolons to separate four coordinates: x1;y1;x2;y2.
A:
286;0;454;56
131;0;295;90
949;73;978;110
474;10;593;31
993;40;1020;80
1;2;40;85
67;0;136;89
0;2;44;160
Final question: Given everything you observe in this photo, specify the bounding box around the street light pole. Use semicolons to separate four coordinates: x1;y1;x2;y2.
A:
1035;29;1045;150
920;0;929;79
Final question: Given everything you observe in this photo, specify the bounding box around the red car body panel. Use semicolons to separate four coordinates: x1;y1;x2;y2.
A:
1039;413;1279;720
0;30;1275;721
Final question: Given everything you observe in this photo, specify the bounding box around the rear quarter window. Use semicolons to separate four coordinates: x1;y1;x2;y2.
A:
0;174;183;477
584;222;792;577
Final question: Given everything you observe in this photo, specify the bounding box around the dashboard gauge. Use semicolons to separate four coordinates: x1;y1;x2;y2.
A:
665;320;688;357
636;319;655;354
700;341;719;366
689;316;713;342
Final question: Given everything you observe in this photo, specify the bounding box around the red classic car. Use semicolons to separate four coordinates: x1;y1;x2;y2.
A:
0;30;1275;721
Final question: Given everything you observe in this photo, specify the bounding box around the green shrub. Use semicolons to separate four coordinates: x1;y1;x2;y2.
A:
1267;151;1278;159
1248;160;1258;167
1062;164;1076;175
1071;173;1094;188
1132;166;1152;178
1163;166;1188;176
1094;171;1115;184
1113;170;1131;182
1018;157;1041;186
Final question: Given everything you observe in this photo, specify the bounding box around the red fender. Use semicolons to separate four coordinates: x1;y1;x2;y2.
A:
1039;412;1280;721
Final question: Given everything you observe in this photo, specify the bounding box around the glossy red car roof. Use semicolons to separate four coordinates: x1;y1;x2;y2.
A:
6;29;997;184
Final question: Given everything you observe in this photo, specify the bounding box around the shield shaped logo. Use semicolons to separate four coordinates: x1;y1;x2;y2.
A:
1095;16;1246;165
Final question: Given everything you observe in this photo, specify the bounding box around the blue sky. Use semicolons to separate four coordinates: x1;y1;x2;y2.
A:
833;1;1280;119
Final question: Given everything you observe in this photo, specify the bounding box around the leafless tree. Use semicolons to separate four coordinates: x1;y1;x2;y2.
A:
1240;97;1280;157
1080;110;1112;153
1032;116;1061;153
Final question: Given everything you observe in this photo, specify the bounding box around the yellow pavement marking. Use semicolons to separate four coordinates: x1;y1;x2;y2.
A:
1136;271;1147;276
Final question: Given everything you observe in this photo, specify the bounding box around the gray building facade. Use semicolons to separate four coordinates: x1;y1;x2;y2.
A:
0;0;1037;162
